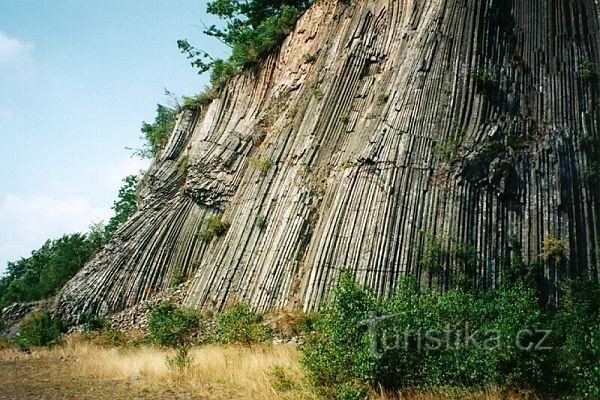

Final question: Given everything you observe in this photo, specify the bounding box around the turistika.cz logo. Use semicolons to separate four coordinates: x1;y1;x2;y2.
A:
358;311;553;359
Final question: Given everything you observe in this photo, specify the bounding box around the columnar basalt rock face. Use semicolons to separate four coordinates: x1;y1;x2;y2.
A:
55;0;600;322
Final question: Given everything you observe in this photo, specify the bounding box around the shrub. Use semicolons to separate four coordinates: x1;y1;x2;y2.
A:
95;328;128;347
269;365;296;392
582;162;600;186
420;231;444;276
210;59;238;88
470;67;495;91
548;277;600;398
311;87;324;100
288;106;299;118
539;236;568;263
198;214;231;242
302;272;554;397
433;138;462;163
301;272;377;397
0;337;14;350
167;345;193;372
255;214;267;229
16;311;63;348
248;157;273;175
82;315;108;332
139;104;177;158
578;59;597;81
178;2;313;85
147;301;201;347
177;155;189;181
182;89;218;108
303;53;317;63
215;302;272;345
170;264;185;289
377;93;390;105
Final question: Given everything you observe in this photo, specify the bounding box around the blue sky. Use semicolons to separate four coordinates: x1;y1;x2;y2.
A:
0;1;227;275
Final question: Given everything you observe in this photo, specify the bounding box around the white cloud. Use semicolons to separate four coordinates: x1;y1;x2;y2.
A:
0;157;151;275
0;194;111;275
99;157;150;192
0;31;33;65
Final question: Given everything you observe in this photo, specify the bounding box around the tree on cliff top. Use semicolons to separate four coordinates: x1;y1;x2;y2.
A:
178;0;313;87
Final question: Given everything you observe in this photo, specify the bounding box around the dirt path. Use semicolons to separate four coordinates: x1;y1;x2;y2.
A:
0;357;204;400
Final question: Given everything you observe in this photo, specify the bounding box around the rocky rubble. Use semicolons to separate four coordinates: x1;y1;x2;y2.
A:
106;282;192;333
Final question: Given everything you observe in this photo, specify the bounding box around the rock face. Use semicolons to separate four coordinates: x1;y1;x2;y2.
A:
1;302;42;338
55;0;600;322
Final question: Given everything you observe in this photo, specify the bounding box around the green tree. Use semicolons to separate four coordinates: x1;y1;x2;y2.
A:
178;1;313;86
138;104;177;158
0;234;101;308
104;174;139;237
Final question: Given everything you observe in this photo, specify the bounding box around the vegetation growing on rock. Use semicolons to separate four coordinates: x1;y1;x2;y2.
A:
177;0;313;87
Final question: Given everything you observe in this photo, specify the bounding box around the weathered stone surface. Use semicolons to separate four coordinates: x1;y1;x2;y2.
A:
1;301;42;339
55;0;600;322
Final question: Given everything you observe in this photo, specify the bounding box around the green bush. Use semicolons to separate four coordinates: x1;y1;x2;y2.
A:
549;277;600;397
16;311;63;348
269;365;296;392
377;93;390;105
433;138;462;163
582;162;600;186
147;301;201;347
198;214;231;242
96;328;128;347
303;53;317;64
311;87;324;100
170;264;185;289
578;59;597;81
179;1;313;86
182;89;218;108
138;104;177;158
215;302;272;345
248;157;273;175
302;270;599;398
470;67;495;91
301;272;377;397
82;315;108;332
255;214;267;229
177;156;189;181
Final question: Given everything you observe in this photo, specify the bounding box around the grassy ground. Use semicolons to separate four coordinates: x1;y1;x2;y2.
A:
0;337;317;400
0;337;540;399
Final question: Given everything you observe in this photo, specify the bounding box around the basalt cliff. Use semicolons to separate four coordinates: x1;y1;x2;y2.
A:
55;0;600;322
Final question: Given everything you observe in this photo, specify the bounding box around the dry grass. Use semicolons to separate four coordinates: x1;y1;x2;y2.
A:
77;344;318;399
0;336;318;399
0;337;540;399
372;387;542;400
